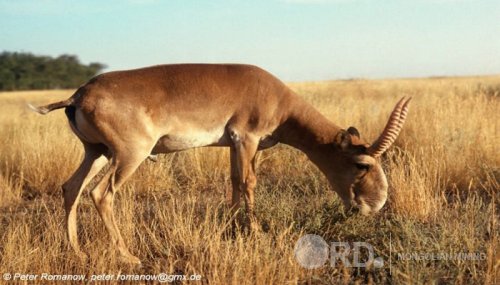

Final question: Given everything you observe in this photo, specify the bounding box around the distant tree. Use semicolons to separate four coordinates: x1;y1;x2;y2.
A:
0;52;106;91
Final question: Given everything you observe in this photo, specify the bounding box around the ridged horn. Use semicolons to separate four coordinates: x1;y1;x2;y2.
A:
367;97;411;157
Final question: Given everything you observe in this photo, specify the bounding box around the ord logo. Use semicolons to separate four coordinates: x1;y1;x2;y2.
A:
294;234;384;269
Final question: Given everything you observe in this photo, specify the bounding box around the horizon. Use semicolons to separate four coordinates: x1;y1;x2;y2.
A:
1;0;499;81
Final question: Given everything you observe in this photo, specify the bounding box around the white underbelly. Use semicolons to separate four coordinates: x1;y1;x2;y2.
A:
152;126;228;153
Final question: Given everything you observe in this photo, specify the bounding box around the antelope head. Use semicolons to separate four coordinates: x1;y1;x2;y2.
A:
311;97;411;215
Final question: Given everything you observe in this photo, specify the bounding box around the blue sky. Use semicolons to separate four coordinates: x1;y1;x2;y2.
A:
1;0;499;81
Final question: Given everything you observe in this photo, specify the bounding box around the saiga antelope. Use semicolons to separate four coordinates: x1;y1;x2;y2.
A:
30;64;410;264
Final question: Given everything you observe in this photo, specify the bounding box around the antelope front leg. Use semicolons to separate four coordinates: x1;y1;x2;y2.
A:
231;132;260;232
242;162;259;232
229;147;241;213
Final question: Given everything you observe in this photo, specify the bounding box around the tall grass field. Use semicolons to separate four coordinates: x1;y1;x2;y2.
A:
0;76;498;284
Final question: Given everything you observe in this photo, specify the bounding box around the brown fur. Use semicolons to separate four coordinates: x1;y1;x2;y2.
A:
31;64;406;264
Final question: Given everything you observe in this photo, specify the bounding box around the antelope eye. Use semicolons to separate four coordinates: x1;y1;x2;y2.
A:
355;163;370;171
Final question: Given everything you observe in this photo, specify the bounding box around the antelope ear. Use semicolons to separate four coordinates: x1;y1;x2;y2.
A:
347;127;360;138
335;130;352;150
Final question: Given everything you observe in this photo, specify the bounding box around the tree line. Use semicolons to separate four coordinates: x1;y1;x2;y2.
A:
0;52;106;91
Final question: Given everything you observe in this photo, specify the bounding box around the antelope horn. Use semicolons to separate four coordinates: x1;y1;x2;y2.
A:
367;97;411;157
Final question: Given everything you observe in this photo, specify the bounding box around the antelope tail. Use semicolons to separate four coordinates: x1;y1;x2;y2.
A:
27;98;74;115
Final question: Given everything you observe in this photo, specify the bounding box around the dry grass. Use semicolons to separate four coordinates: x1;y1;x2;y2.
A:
0;77;498;284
